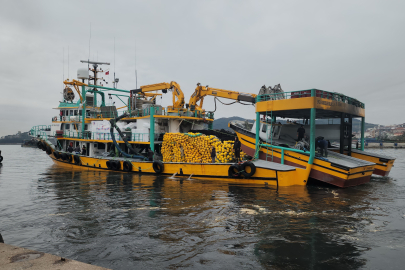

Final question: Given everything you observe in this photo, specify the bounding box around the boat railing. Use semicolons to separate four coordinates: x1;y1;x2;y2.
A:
256;89;365;108
60;131;162;143
259;143;307;165
30;125;51;139
86;107;214;120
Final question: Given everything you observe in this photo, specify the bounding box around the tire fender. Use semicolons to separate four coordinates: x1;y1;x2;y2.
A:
153;161;164;174
228;164;241;178
74;155;81;165
123;161;133;172
241;162;256;178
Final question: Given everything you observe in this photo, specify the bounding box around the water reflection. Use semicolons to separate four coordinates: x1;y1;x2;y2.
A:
32;165;372;269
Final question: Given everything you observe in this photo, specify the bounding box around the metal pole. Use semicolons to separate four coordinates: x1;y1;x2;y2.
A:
255;112;260;158
309;89;316;165
281;149;284;164
150;106;155;152
361;117;365;151
81;85;86;139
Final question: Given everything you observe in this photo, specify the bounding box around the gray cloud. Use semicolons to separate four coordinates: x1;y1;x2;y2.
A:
1;0;404;136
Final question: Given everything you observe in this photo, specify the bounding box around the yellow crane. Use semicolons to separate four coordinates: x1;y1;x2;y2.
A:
130;81;185;112
188;83;257;112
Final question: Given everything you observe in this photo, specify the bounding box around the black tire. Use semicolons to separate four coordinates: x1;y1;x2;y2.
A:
61;153;68;161
0;156;3;163
53;151;60;159
153;161;164;174
66;154;72;163
123;161;132;172
74;155;81;165
241;162;256;178
106;160;112;169
46;145;52;155
228;164;241;178
111;160;121;171
37;141;42;149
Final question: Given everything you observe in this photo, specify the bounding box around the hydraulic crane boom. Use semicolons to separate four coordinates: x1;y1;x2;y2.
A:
130;81;185;111
188;83;257;112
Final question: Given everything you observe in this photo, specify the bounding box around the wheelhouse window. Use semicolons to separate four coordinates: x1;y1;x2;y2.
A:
262;124;267;133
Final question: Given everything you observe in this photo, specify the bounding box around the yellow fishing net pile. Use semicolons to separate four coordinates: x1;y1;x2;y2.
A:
161;133;246;163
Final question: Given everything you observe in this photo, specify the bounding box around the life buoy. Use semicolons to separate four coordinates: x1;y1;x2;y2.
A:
63;116;66;121
241;162;256;178
53;117;57;121
153;161;164;174
111;160;121;170
53;151;60;159
74;155;81;165
228;164;241;178
123;161;133;172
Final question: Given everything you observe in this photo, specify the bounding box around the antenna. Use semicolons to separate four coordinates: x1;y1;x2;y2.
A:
88;23;91;75
63;47;64;80
88;23;91;61
68;46;69;79
114;37;116;88
135;40;137;88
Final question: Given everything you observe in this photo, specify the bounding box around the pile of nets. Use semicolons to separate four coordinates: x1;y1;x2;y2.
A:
161;132;246;163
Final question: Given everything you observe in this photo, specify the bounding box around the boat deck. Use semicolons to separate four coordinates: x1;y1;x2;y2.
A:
350;149;395;160
270;138;375;168
252;159;297;171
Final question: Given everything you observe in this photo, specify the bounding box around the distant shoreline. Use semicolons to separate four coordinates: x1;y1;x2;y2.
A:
0;143;22;145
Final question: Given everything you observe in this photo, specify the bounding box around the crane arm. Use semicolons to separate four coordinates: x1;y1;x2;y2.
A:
188;83;257;111
130;81;185;110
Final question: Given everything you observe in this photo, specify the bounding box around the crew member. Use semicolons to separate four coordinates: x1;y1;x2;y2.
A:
234;137;241;162
81;145;87;156
67;142;73;153
317;137;328;158
74;144;80;154
211;146;216;163
297;125;306;142
148;148;154;161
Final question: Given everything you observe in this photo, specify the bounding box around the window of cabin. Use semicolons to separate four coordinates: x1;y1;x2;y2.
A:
84;124;88;130
70;110;74;116
65;124;70;130
79;110;82;116
74;110;78;116
97;143;105;150
261;124;267;133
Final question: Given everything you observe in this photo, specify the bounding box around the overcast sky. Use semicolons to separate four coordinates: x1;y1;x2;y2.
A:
1;0;404;136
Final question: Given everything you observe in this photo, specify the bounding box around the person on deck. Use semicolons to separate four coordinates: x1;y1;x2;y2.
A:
234;137;241;162
317;138;328;158
81;145;87;156
148;148;154;161
297;125;306;142
67;142;73;153
74;144;80;154
211;146;216;163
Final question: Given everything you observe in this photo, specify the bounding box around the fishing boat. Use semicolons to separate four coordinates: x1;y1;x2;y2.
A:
31;60;311;187
229;88;394;187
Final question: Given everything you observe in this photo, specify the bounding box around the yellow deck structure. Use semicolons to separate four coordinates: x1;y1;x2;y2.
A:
229;88;391;187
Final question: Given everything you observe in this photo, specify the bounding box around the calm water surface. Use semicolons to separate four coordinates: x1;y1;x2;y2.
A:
0;145;404;269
